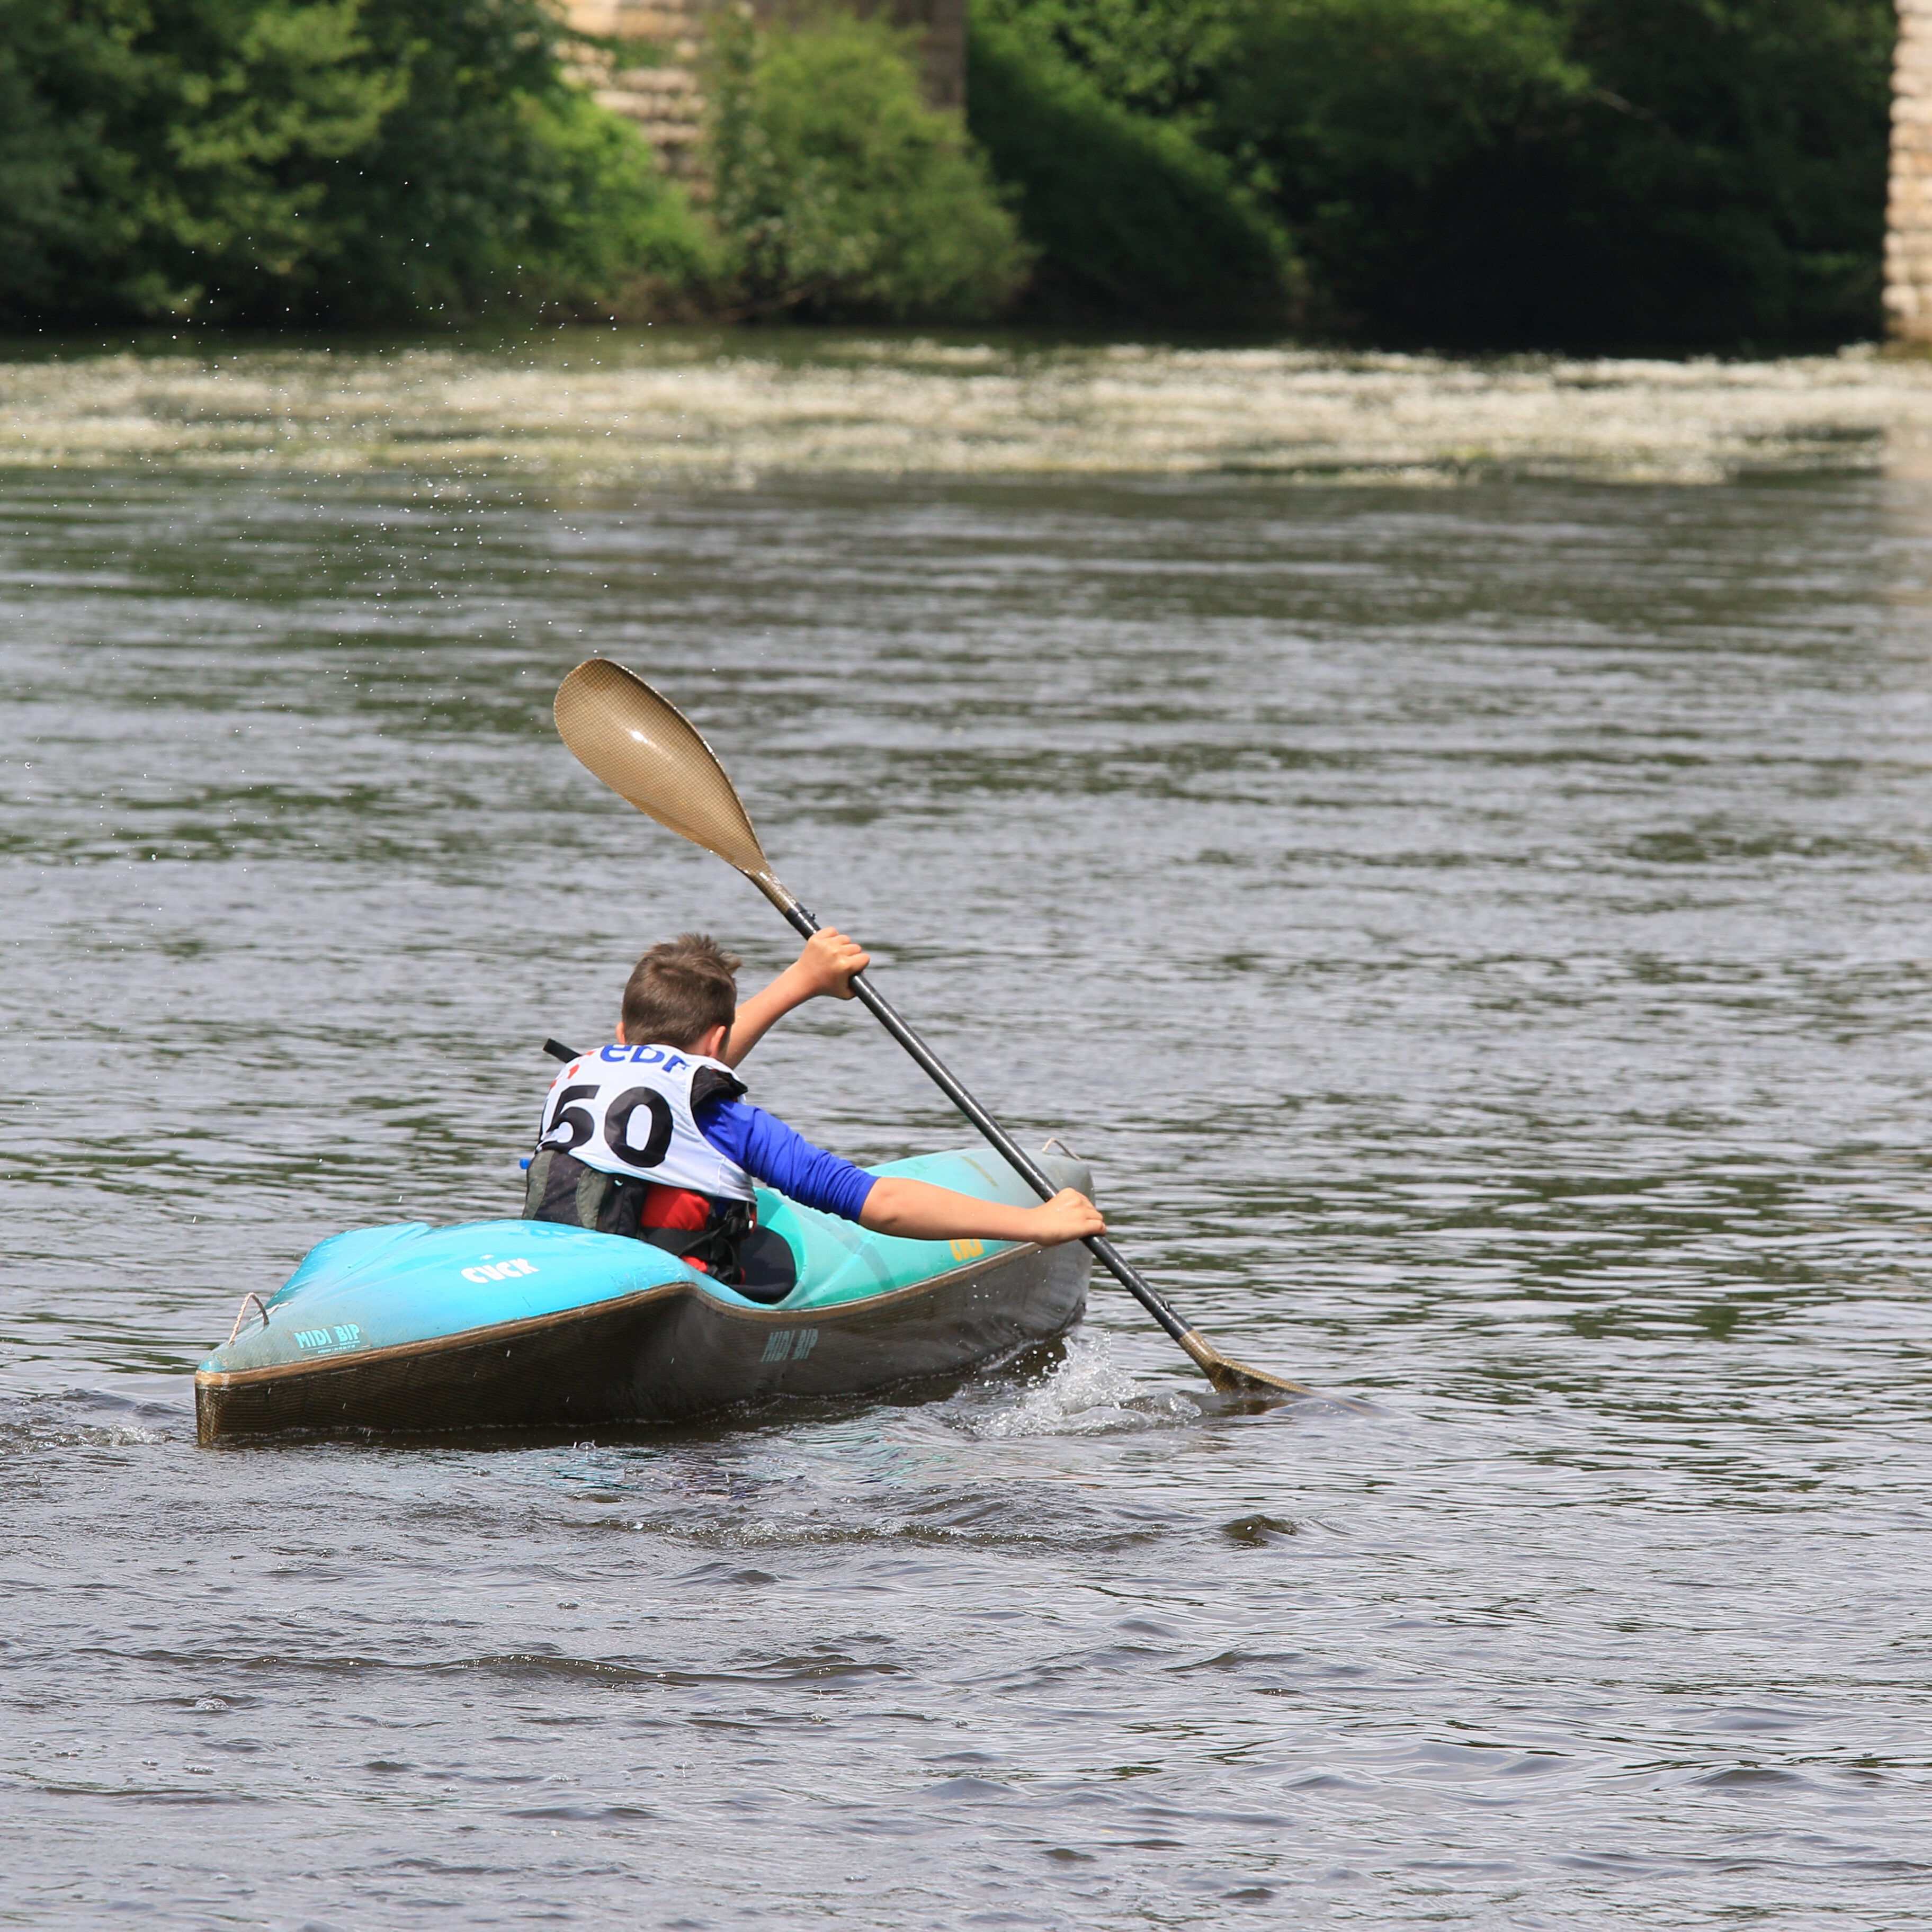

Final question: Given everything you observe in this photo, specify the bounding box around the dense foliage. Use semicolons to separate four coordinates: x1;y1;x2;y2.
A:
0;0;702;324
974;0;1895;346
703;6;1026;321
309;0;704;321
977;0;1237;118
1217;0;1893;345
967;4;1287;324
0;0;1901;346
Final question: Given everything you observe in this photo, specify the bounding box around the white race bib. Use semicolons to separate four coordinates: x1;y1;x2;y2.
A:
535;1044;755;1202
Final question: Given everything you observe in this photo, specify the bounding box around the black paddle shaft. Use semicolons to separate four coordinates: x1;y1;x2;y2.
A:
775;901;1196;1347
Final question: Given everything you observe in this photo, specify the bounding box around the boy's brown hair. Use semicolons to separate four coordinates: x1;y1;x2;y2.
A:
621;933;741;1049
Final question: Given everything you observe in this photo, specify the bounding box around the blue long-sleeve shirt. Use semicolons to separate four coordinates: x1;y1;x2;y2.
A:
693;1094;878;1223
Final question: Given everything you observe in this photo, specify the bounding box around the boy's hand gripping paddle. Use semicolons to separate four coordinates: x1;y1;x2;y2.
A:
553;656;1322;1403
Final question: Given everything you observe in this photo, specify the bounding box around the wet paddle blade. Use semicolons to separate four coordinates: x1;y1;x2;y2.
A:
1212;1359;1317;1398
554;659;785;899
1184;1334;1378;1411
1177;1329;1317;1399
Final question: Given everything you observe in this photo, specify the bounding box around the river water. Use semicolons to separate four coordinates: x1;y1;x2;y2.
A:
5;337;1932;1927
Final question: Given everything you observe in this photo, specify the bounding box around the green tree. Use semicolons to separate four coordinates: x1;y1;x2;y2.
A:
0;2;86;308
1525;0;1894;347
1211;0;1584;338
310;0;705;321
0;0;398;318
967;0;1292;325
0;0;704;325
977;0;1239;118
702;5;1028;320
1210;0;1892;347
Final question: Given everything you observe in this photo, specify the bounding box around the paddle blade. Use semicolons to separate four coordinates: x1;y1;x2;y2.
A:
554;659;778;891
1203;1355;1318;1400
1184;1335;1378;1412
1177;1328;1318;1400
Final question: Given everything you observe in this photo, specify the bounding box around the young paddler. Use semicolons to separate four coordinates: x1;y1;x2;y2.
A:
524;931;1104;1302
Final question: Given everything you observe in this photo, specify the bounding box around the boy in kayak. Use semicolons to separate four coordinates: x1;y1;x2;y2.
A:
523;930;1103;1302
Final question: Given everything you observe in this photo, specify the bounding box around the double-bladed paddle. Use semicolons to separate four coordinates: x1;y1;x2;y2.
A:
553;656;1319;1402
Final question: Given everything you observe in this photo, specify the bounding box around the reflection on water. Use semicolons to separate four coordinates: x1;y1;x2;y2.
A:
3;450;1931;1927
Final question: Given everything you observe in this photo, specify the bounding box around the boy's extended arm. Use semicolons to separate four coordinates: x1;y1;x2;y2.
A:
722;928;870;1068
696;1096;1104;1247
859;1179;1104;1248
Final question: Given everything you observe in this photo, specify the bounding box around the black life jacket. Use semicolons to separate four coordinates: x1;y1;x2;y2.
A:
521;1146;755;1283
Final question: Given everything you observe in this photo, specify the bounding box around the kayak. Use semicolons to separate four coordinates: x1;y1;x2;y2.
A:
194;1146;1093;1442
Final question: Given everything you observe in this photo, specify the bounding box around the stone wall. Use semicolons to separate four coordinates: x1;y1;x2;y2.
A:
1889;0;1932;338
562;0;965;179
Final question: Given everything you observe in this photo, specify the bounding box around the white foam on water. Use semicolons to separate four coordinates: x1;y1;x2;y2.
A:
0;1392;175;1450
0;1417;167;1450
968;1332;1203;1438
5;337;1930;484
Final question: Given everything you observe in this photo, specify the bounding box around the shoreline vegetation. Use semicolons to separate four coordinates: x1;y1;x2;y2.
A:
0;0;1898;352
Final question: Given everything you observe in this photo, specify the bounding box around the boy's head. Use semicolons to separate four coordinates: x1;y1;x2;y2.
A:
621;933;740;1050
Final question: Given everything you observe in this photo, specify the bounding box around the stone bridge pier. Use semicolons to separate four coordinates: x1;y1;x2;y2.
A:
1890;0;1932;338
561;0;965;178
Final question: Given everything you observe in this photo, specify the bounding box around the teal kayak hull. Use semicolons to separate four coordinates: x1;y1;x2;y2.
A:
194;1147;1092;1439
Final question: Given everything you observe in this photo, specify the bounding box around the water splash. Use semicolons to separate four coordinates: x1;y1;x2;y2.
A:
967;1332;1203;1438
0;1390;172;1450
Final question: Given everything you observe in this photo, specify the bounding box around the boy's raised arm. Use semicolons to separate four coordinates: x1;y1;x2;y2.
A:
721;928;870;1067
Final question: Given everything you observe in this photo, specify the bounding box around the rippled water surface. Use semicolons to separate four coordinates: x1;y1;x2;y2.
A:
5;401;1932;1927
